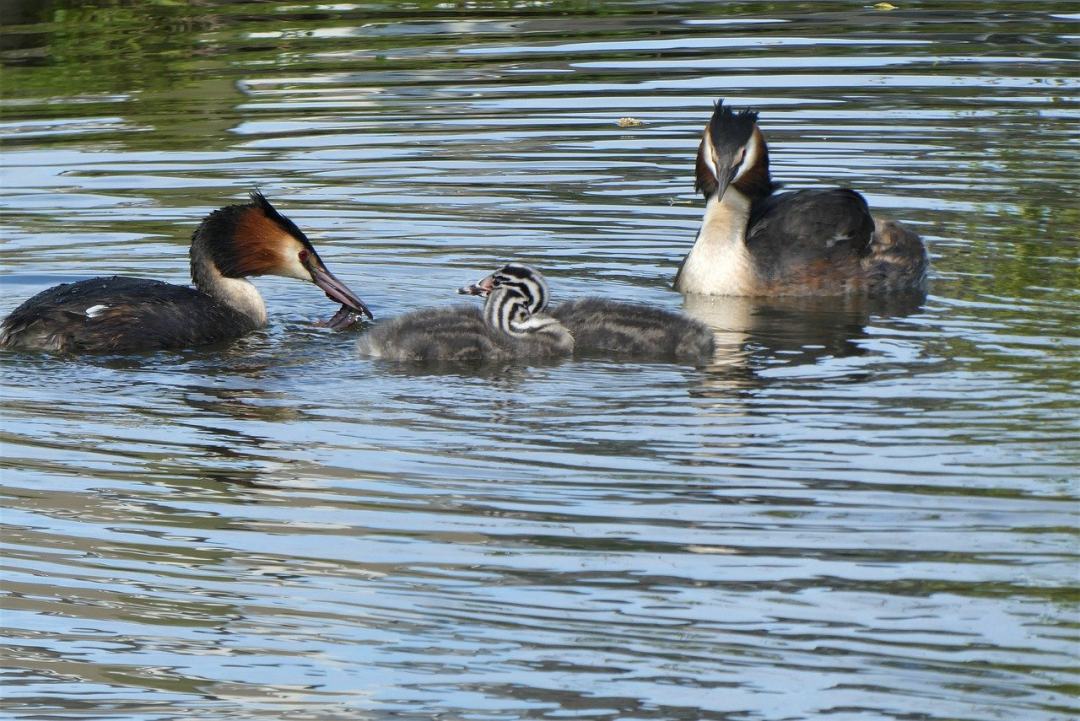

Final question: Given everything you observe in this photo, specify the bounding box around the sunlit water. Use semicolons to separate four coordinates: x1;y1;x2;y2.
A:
1;2;1078;720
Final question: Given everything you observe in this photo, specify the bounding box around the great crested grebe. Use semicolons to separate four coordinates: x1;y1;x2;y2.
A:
674;100;928;297
460;264;715;363
0;192;371;353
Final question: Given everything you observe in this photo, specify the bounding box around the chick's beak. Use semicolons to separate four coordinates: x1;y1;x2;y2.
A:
458;274;495;297
305;255;373;320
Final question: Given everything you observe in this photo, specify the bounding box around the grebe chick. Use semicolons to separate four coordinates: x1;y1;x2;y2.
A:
674;100;928;297
356;264;573;363
551;297;715;362
464;264;715;364
0;192;371;353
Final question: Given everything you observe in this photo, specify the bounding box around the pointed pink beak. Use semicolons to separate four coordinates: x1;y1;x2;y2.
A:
303;253;372;320
458;274;495;297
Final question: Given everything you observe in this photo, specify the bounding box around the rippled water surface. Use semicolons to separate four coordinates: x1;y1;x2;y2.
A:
1;2;1078;719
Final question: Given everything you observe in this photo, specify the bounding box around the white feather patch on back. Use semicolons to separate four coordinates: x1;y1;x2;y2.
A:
825;232;851;249
85;304;109;318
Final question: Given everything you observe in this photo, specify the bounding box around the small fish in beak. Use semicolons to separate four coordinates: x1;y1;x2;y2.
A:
317;304;366;331
302;250;373;322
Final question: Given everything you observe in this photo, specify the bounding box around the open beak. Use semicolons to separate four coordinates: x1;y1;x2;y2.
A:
458;274;495;297
321;304;363;331
306;256;373;320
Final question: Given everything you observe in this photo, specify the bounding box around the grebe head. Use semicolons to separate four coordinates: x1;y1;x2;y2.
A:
192;191;372;319
457;263;549;315
458;263;567;340
696;99;772;201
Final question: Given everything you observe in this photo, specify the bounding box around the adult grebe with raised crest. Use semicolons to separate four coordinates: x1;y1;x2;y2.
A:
1;192;371;353
675;100;928;297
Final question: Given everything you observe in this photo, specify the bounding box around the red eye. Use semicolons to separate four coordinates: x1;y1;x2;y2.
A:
298;249;309;262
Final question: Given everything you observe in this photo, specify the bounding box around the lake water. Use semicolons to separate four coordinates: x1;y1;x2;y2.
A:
1;2;1077;719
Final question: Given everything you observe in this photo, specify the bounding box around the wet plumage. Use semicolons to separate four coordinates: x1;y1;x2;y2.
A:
0;277;258;353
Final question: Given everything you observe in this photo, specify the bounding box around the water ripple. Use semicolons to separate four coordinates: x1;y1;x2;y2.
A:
1;2;1077;720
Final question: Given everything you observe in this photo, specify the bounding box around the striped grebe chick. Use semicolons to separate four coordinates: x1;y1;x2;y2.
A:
356;264;573;363
0;192;371;353
464;264;715;364
674;100;928;297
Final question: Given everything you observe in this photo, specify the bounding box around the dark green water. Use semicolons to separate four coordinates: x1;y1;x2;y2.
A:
1;2;1077;719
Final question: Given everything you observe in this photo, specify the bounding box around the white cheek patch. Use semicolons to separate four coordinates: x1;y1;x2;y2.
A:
85;304;108;318
279;238;313;281
734;129;763;182
731;153;748;181
702;134;720;183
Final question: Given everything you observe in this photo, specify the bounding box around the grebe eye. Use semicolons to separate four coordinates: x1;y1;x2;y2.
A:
298;249;309;262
